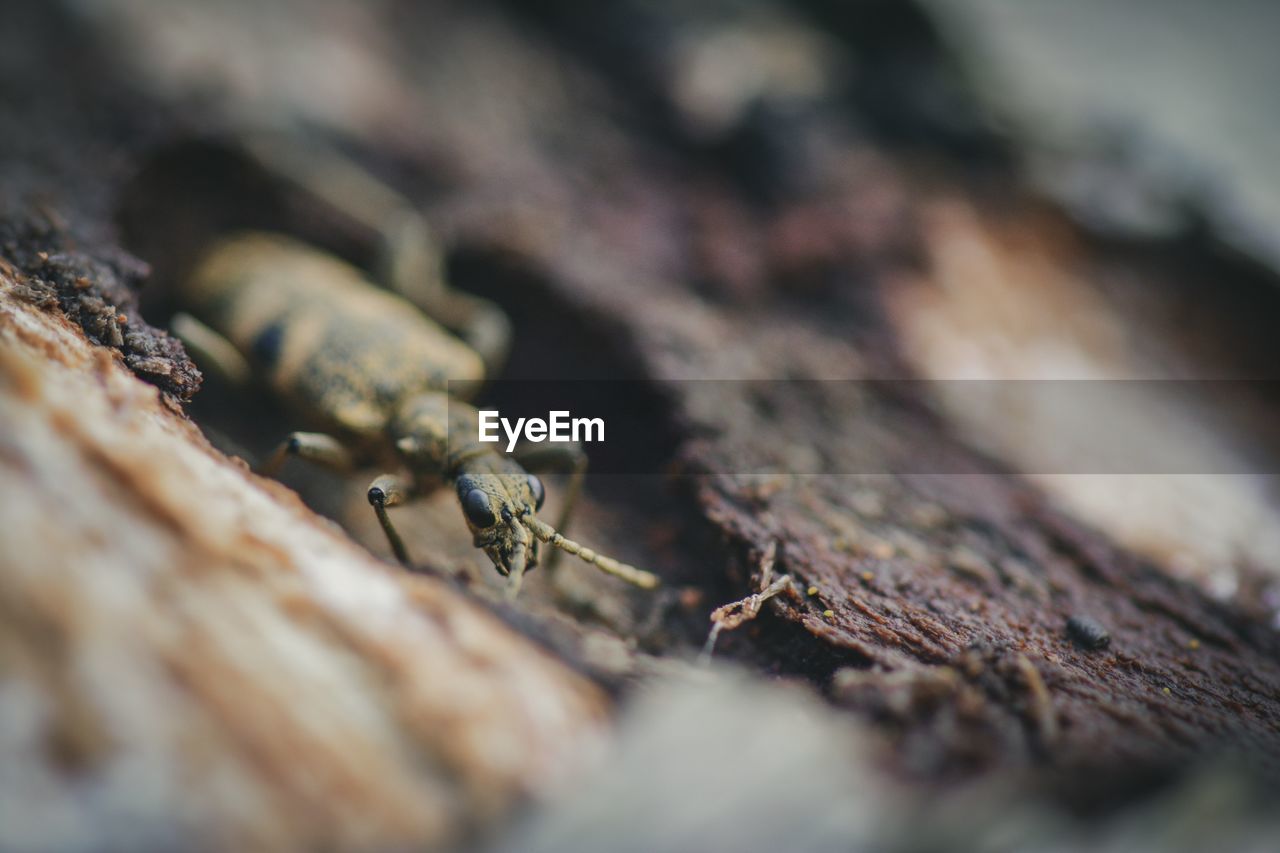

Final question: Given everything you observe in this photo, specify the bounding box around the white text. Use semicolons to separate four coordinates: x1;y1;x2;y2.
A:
478;410;604;452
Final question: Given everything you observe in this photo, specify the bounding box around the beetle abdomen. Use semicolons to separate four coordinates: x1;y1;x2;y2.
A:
185;233;485;436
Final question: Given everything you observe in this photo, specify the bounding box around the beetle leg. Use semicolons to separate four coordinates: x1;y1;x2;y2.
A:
366;473;416;567
513;442;588;574
170;312;251;388
379;213;511;377
238;130;409;240
238;131;511;377
260;432;354;478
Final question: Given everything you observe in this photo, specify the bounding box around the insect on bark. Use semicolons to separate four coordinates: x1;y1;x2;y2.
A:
169;132;660;598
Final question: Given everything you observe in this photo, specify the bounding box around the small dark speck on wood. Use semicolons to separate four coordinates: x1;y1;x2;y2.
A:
1066;615;1111;650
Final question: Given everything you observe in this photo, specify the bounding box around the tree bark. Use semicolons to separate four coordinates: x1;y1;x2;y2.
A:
0;270;608;850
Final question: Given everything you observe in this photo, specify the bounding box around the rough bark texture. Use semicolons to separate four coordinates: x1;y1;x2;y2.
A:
0;270;608;848
464;194;1280;790
3;0;1280;847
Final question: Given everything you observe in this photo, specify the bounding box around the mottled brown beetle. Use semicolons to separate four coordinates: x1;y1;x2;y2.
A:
171;134;659;597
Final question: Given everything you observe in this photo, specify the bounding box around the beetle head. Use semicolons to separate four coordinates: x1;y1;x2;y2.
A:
454;468;546;593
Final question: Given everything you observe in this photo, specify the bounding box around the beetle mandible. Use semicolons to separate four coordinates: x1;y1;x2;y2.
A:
170;133;659;597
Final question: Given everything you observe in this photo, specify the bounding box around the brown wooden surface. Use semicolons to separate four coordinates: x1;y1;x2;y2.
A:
0;271;608;847
3;1;1280;847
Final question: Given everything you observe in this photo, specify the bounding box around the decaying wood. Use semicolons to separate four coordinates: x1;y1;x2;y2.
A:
483;188;1280;786
5;2;1280;844
0;271;608;849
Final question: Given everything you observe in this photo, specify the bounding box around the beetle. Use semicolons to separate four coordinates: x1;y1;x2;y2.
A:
169;133;659;597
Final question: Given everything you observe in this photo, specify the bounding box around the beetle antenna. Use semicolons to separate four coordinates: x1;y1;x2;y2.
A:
524;516;659;589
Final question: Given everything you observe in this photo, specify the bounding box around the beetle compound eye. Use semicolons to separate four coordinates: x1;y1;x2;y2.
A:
462;488;497;528
528;475;545;510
